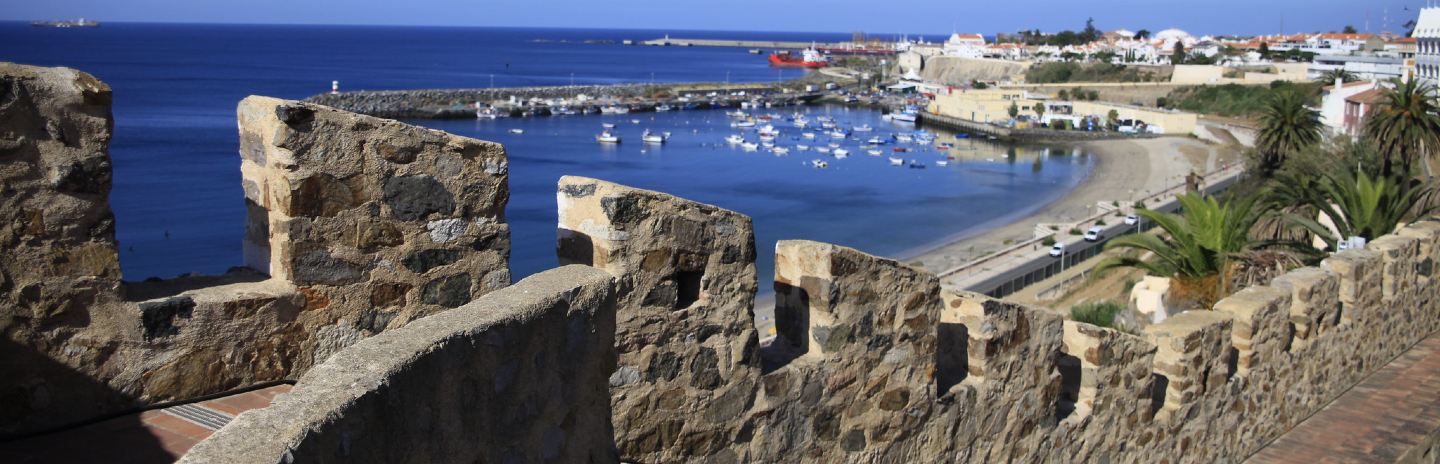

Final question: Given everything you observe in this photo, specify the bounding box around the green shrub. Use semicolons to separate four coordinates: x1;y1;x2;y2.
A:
1071;301;1125;328
1042;236;1057;246
1163;81;1324;117
1095;219;1107;226
1069;228;1083;235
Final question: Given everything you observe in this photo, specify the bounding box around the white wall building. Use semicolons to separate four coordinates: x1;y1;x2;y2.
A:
1310;55;1408;82
1414;7;1440;88
1318;79;1381;136
943;33;987;59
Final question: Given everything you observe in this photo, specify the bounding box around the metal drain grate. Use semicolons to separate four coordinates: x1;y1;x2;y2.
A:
164;403;234;430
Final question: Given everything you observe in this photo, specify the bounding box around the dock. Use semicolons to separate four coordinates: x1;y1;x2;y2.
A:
641;38;843;50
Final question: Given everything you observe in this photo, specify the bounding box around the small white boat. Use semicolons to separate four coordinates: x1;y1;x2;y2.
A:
630;119;641;124
772;147;790;155
740;142;760;151
759;133;776;142
725;134;745;144
728;110;749;119
936;160;950;166
793;119;809;128
733;120;757;128
890;112;917;123
833;148;850;158
762;141;776;148
509;129;525;135
866;137;885;145
801;132;817;139
602;123;616;129
896;134;913;143
821;121;837;129
889;157;904;166
853;124;873;132
642;130;668;144
797;144;811;151
601;106;630;115
596;131;621;144
476;107;503;119
816;147;831;154
655;104;674;111
811;159;829;169
867;149;883;156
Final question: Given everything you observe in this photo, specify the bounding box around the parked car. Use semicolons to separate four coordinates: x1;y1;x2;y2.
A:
1048;242;1066;257
1124;214;1140;226
1084;226;1105;242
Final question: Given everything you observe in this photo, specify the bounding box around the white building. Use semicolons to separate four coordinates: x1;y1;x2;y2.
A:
943;33;987;58
1414;7;1440;87
1318;79;1381;136
1310;55;1408;82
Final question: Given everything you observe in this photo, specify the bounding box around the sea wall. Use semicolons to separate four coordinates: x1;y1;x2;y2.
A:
306;84;657;119
178;265;618;464
0;63;512;437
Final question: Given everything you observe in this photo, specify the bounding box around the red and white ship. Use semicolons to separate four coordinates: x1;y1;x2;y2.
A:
768;47;828;68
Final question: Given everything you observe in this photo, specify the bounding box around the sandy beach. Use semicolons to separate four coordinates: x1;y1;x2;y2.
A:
754;136;1241;336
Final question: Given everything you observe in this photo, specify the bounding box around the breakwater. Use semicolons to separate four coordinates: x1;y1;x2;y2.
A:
305;83;824;119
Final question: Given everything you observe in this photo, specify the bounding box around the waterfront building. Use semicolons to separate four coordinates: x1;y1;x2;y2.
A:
942;33;986;58
926;88;1198;134
1309;54;1408;82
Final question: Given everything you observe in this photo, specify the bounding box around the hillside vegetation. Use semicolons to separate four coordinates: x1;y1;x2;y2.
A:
1024;62;1168;84
1162;81;1324;118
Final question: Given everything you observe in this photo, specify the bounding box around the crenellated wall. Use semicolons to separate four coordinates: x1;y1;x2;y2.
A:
178;265;618;464
0;63;512;438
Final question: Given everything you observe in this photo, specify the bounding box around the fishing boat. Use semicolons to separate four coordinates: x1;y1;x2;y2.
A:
772;147;790;155
811;159;829;169
867;149;883;156
759;133;776;143
508;129;525;134
733;119;757;128
829;129;849;139
757;124;780;137
740;142;760;151
889;112;917;123
866;136;885;145
595;131;621;144
853;124;873;132
889;157;905;166
725;134;745;144
476;107;503;119
655;104;674;112
821;120;838;129
642;130;669;144
833;148;850;158
768;47;829;68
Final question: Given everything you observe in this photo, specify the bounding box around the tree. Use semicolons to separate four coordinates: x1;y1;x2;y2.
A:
1033;102;1046;120
1106;109;1120;129
1096;194;1271;307
1342;25;1357;34
1364;77;1440;176
1255;90;1322;176
1080;17;1100;43
1259;42;1271;59
1058;89;1070;101
1315;68;1359;85
1008;101;1020;119
1171;41;1186;65
1281;169;1439;250
1133;29;1151;40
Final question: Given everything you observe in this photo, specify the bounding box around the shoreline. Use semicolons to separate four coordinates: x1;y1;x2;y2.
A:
753;136;1238;335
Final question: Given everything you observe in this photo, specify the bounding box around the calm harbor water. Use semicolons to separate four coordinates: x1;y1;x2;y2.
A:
2;22;1093;282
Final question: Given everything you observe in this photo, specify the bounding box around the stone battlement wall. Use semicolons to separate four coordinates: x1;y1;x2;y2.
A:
178;265;618;464
0;64;512;438
551;175;1440;462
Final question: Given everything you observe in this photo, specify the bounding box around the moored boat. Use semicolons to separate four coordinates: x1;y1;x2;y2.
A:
596;131;621;144
642;130;669;144
889;157;904;166
768;47;829;68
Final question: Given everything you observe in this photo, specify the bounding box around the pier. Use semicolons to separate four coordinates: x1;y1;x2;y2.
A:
305;83;825;119
640;38;842;49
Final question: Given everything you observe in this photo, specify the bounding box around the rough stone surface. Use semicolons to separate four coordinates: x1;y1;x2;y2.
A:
179;266;619;464
556;176;758;463
0;66;515;439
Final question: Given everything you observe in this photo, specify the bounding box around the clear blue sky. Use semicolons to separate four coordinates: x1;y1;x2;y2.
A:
4;0;1428;36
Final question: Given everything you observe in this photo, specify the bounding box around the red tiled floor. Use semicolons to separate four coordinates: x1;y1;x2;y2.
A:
0;384;291;464
1247;334;1440;463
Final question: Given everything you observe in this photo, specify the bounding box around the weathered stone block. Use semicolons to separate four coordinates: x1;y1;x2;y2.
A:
1213;286;1290;375
1144;310;1232;422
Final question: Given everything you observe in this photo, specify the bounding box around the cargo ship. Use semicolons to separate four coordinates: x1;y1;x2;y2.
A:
768;48;828;68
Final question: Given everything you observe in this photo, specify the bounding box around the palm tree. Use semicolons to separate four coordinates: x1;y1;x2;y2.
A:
1315;68;1359;85
1255;90;1322;176
1096;193;1270;307
1364;78;1440;177
1282;169;1439;250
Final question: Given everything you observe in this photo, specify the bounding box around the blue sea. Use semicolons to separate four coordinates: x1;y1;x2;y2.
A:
1;22;1093;283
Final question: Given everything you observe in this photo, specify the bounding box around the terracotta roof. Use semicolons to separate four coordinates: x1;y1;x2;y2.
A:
1319;33;1376;41
1390;37;1418;44
1346;88;1386;105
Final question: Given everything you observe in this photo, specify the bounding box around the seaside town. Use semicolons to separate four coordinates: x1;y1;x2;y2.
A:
4;2;1440;463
